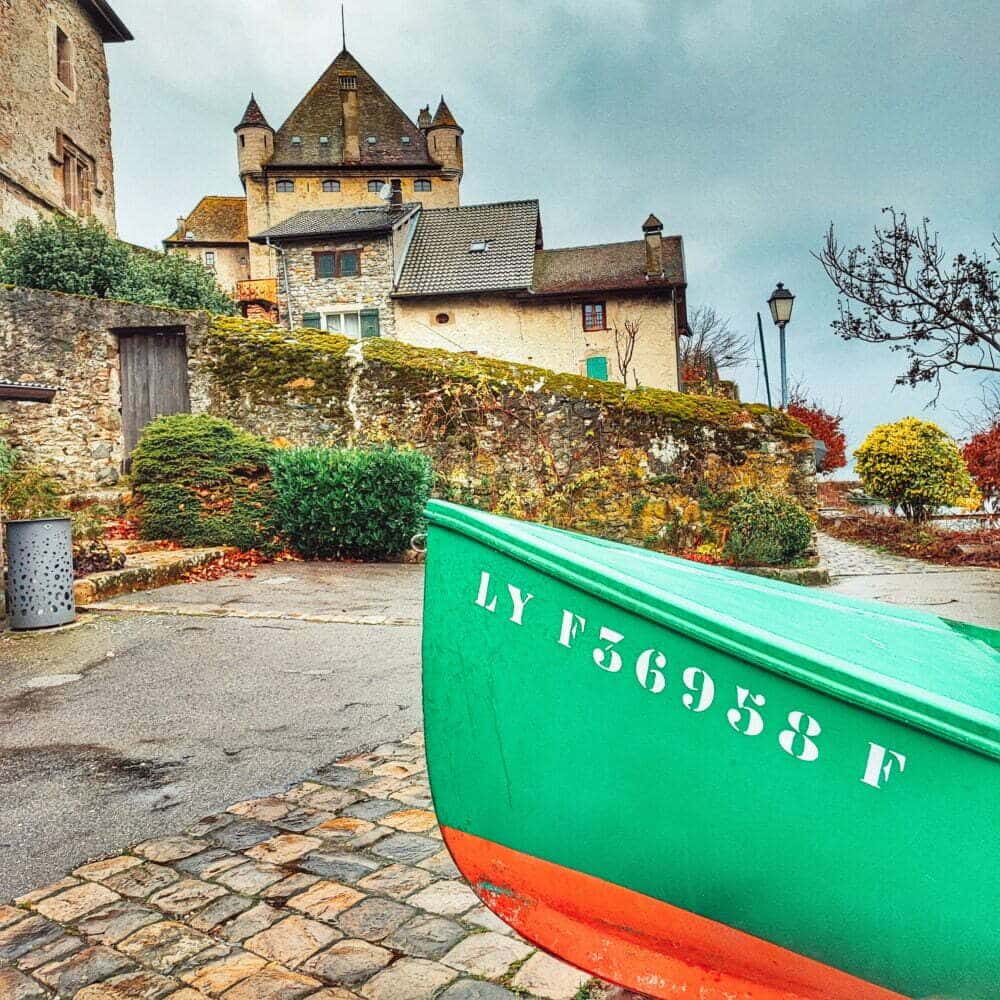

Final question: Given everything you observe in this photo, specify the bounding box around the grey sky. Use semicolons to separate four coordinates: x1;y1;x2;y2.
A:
107;1;1000;462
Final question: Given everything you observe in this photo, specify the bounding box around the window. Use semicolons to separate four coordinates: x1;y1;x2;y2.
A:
586;356;610;381
204;251;216;269
339;75;358;90
291;136;302;145
435;313;450;325
240;134;246;148
276;179;294;192
55;27;74;91
368;179;385;192
319;135;330;145
414;179;432;192
468;241;489;253
61;140;92;216
582;302;606;331
400;136;411;145
365;135;378;145
322;179;340;193
313;250;362;279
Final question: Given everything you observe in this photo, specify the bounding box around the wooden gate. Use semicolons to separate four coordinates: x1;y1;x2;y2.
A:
118;327;191;466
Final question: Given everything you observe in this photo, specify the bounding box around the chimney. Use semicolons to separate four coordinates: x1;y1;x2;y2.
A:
176;216;188;239
390;179;403;209
642;213;664;278
340;73;360;161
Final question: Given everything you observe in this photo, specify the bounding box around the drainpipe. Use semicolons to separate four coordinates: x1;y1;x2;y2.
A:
266;237;294;330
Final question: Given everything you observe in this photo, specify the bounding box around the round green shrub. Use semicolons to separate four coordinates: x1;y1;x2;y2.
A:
269;446;433;560
130;414;277;550
723;488;813;566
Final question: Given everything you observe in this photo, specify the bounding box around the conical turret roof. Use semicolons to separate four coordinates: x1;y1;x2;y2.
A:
235;94;272;132
429;96;462;131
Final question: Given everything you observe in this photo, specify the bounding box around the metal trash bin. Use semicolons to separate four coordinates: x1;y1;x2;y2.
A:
4;517;76;630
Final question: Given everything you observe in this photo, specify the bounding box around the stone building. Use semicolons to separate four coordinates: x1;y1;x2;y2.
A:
0;0;132;234
165;48;463;316
252;199;688;391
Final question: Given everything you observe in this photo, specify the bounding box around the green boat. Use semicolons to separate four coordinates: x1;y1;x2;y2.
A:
422;501;1000;1000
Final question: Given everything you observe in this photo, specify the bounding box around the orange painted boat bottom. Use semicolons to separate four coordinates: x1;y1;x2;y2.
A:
441;827;908;1000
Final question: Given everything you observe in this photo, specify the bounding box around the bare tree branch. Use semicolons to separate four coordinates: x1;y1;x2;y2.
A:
815;209;1000;395
613;319;640;387
681;307;750;376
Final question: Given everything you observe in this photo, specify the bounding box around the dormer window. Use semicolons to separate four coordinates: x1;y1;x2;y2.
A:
339;75;358;90
400;136;411;145
276;179;294;192
469;241;489;253
319;136;330;146
365;135;377;145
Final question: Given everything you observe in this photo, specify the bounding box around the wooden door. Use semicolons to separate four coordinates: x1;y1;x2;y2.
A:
119;329;190;467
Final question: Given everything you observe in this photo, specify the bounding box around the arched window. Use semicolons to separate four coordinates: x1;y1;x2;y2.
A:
275;179;294;193
367;179;386;192
414;179;432;192
322;179;340;193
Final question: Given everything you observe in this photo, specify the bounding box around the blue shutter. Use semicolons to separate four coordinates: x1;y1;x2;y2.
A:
360;309;380;339
301;312;322;329
586;356;609;381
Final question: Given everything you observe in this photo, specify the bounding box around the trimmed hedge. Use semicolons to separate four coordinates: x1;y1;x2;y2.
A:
130;414;278;550
269;446;433;560
723;488;812;566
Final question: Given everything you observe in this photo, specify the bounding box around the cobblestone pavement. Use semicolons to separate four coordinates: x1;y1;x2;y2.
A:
0;733;600;1000
817;531;960;577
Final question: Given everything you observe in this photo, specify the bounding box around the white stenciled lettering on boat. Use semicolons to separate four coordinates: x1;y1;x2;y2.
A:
681;667;715;712
861;742;907;789
558;610;586;647
780;711;822;761
635;649;668;693
594;626;624;672
473;571;534;625
728;686;766;736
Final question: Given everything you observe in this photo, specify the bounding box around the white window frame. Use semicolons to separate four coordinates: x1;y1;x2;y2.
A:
322;308;363;339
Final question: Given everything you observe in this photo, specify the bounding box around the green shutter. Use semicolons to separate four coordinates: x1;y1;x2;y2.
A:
586;356;609;381
360;309;380;339
302;312;322;329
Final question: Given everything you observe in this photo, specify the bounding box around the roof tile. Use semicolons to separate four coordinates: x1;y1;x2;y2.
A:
164;196;247;245
532;238;684;294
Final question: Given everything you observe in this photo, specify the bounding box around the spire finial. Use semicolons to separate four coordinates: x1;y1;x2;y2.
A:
341;3;346;51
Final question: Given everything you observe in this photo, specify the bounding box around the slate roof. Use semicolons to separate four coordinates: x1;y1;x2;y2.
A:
163;196;248;245
235;94;271;132
532;237;685;295
79;0;132;42
429;97;461;131
270;50;437;168
394;201;541;297
250;204;420;243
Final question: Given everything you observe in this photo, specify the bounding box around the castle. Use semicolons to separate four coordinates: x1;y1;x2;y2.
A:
164;49;463;300
166;47;687;391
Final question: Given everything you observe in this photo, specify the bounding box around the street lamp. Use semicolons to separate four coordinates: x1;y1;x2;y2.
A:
768;282;795;408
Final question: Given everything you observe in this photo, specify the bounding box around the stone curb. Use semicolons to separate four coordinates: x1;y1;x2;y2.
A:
74;547;235;605
737;564;832;587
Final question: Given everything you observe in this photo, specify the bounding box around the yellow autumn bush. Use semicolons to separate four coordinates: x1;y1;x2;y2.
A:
855;417;973;521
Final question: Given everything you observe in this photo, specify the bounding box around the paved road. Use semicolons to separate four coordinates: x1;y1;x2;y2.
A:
0;563;425;900
819;532;1000;629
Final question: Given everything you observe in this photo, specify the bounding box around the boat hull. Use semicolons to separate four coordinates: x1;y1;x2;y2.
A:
422;505;1000;1000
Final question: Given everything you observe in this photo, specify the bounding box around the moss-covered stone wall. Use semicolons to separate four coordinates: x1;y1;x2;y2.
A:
193;318;816;557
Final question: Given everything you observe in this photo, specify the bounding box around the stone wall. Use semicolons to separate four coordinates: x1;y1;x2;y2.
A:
0;286;207;486
279;236;396;337
0;0;119;233
195;318;816;556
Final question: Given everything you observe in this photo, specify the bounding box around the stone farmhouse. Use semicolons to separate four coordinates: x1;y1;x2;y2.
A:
166;48;689;391
0;0;132;234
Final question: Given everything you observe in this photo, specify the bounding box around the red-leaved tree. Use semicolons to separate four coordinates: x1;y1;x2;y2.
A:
963;423;1000;509
787;394;847;474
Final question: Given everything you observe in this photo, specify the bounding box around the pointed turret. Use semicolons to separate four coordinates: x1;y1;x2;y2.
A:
426;95;464;179
235;93;274;180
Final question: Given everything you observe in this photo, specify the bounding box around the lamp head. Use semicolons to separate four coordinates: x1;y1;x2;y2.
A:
768;282;795;326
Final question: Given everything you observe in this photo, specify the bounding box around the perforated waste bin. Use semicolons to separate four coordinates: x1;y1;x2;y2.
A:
4;517;76;630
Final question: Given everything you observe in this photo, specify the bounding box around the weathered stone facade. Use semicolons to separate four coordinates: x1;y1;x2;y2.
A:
280;236;396;337
0;0;130;234
0;286;207;487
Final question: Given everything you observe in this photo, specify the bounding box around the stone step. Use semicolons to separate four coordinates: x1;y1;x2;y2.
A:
74;546;234;605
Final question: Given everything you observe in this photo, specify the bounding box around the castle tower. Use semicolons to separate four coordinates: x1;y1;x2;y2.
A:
425;96;463;181
234;94;274;180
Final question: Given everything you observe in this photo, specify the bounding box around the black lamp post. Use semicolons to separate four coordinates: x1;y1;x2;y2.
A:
767;282;795;408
